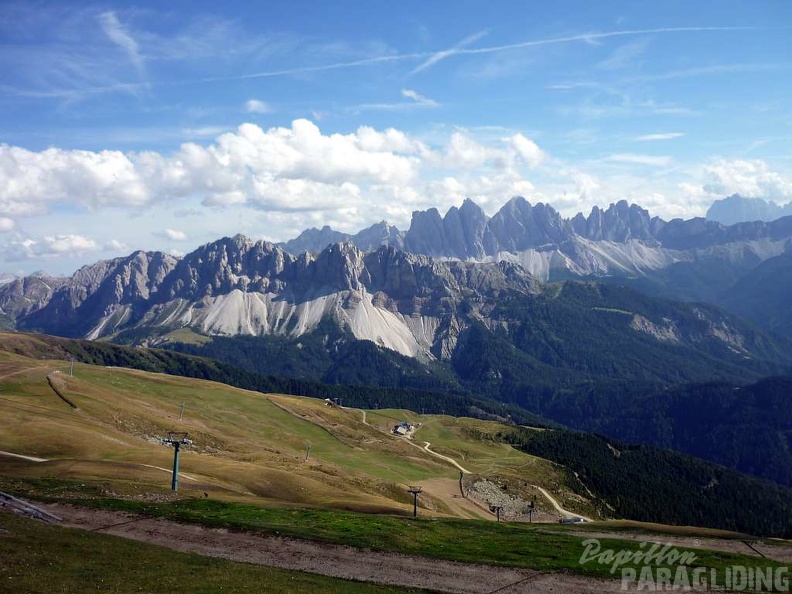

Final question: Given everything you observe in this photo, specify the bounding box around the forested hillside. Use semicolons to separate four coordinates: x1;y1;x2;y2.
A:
505;428;792;536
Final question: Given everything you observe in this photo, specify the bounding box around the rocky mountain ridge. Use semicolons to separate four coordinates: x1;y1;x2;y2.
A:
2;230;790;391
2;196;792;376
4;238;541;360
706;194;792;226
281;197;792;284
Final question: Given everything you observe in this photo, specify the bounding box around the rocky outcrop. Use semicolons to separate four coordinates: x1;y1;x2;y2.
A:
0;273;67;320
572;200;663;243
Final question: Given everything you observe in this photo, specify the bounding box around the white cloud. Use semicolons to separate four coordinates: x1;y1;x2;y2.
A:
6;234;99;261
104;239;128;251
0;144;149;216
43;235;98;254
0;217;14;232
245;99;272;114
437;132;507;168
700;158;792;201
0;120;555;261
510;134;546;167
634;132;686;142
157;229;188;241
0;120;425;218
401;88;438;107
606;154;673;167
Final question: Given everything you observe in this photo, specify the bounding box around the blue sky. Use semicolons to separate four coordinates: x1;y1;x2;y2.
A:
1;0;791;274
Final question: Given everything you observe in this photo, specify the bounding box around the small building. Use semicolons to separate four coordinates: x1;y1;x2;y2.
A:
392;421;413;436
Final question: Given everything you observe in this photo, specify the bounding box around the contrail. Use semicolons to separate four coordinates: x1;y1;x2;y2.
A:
458;26;767;57
15;25;779;97
409;29;490;76
215;25;773;81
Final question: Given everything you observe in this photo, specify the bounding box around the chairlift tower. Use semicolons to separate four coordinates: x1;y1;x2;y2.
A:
162;432;191;492
407;486;422;518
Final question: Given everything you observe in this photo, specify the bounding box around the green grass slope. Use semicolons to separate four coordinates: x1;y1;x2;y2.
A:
0;342;578;519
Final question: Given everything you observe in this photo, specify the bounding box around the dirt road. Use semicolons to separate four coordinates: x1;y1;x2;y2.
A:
533;485;592;522
421;441;471;474
43;503;622;593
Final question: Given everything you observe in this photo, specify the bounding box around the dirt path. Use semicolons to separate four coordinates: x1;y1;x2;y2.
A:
406;424;590;524
42;503;621;593
421;441;471;474
0;450;48;463
533;485;592;522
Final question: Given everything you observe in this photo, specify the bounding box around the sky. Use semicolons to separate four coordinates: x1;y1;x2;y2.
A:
1;0;791;275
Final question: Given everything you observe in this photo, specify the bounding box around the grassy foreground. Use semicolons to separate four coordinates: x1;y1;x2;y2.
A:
42;494;787;582
0;511;427;594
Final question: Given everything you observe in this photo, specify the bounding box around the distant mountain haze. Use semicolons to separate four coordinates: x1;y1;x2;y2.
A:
706;194;792;226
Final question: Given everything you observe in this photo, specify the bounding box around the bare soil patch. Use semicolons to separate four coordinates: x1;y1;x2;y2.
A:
420;477;492;521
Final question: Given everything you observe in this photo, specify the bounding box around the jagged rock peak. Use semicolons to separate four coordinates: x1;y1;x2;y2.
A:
280;226;351;254
706;194;792;226
308;241;370;291
489;196;572;250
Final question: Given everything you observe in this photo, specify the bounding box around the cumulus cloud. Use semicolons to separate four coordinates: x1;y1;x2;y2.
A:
45;235;98;253
157;229;188;241
104;239;128;251
510;134;546;167
0;120;425;217
0;217;14;232
0;121;551;222
245;99;272;114
0;144;149;215
701;158;792;201
437;132;507;168
6;234;99;261
0;121;554;254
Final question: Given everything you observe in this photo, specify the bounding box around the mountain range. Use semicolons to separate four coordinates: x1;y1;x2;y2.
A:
2;201;791;378
4;195;792;490
280;197;792;307
3;196;792;354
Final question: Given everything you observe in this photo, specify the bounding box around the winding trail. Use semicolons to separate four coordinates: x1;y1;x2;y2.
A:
422;441;471;474
533;485;592;522
406;421;590;522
